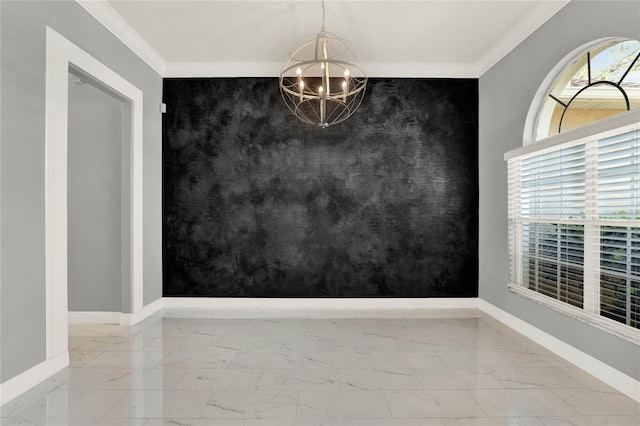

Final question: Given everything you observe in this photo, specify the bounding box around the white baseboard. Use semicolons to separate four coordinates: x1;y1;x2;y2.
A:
68;298;164;326
120;297;163;326
0;299;163;407
162;297;478;315
68;311;120;324
0;352;68;407
478;299;640;403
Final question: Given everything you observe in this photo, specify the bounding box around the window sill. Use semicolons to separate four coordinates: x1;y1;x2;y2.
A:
508;284;640;345
506;109;640;160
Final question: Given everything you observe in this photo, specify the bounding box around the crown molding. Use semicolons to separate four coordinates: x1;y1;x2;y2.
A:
75;0;167;76
475;0;571;77
164;62;283;78
362;62;480;79
76;0;568;79
164;61;480;78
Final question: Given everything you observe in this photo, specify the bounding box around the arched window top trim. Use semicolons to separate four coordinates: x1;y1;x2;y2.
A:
523;37;640;146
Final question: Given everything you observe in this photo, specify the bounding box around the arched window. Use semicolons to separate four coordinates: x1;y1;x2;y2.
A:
536;39;639;140
506;39;640;339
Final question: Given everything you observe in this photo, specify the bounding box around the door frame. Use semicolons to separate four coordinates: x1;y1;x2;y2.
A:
45;26;144;359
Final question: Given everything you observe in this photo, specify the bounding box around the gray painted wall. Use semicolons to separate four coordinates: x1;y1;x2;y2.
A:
67;73;122;313
0;0;162;382
479;0;640;380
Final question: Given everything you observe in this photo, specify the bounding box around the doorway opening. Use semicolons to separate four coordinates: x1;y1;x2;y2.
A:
45;27;144;362
67;68;131;324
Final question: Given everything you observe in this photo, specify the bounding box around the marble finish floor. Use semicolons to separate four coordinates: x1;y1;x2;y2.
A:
2;308;639;425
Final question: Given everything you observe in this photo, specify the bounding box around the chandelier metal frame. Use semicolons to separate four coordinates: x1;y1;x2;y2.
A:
279;0;367;128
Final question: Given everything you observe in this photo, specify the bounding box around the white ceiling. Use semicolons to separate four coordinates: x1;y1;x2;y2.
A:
81;0;570;77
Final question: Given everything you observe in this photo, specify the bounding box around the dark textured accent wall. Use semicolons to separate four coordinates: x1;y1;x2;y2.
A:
162;78;478;297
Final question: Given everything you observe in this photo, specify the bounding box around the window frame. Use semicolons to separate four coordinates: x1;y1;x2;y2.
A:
505;109;640;344
522;37;637;147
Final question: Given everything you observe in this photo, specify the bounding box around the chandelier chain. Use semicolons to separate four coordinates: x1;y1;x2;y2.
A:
321;0;326;31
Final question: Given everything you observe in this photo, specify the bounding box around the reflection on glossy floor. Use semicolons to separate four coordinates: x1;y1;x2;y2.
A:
2;308;639;425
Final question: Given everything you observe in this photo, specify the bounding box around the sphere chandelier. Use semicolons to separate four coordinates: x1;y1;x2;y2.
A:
279;0;367;128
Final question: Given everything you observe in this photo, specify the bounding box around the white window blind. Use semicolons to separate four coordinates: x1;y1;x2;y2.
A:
598;131;639;220
597;130;639;329
521;145;585;220
508;126;640;335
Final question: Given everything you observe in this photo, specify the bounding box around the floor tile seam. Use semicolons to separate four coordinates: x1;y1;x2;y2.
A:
379;388;396;419
89;389;130;421
575;414;640;418
493;384;590;391
196;389;215;419
415;383;507;391
293;389;300;420
538;388;588;417
462;388;492;418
